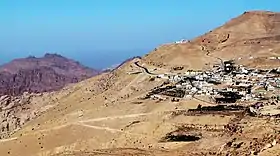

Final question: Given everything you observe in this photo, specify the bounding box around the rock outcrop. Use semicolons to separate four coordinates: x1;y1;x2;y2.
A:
0;93;37;138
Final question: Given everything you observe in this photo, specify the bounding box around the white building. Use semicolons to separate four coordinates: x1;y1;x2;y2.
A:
267;85;275;91
157;74;169;79
191;87;198;92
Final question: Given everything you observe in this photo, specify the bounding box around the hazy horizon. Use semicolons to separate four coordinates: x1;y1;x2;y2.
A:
1;1;280;69
0;50;149;70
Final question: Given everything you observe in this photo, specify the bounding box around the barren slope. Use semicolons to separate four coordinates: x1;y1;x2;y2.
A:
143;11;280;70
1;57;279;156
0;58;218;156
2;11;280;156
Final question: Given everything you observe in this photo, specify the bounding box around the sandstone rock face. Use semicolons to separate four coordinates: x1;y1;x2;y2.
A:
0;53;99;96
0;92;63;139
0;94;33;138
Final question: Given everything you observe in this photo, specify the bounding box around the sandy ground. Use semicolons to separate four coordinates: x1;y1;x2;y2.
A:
2;11;280;156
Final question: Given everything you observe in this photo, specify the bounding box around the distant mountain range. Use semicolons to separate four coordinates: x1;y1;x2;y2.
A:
0;53;99;96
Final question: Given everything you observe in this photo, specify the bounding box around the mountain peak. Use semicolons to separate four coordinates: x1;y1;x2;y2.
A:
0;53;99;96
44;53;65;58
143;10;280;70
243;10;276;15
222;10;280;34
26;55;37;59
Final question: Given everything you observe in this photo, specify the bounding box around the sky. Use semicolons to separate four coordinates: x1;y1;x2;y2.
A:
0;0;280;69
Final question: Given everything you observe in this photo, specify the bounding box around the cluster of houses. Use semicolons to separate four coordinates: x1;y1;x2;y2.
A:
145;61;280;104
268;56;280;60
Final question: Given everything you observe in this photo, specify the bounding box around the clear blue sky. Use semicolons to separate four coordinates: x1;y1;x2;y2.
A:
0;0;279;69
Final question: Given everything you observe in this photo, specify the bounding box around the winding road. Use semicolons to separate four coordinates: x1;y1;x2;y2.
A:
133;54;220;105
134;62;157;75
0;112;160;144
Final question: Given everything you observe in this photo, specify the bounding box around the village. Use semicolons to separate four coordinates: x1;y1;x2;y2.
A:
137;60;280;116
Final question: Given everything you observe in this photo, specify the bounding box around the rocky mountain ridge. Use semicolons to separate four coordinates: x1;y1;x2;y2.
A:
0;53;99;96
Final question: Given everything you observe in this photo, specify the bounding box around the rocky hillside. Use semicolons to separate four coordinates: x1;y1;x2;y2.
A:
0;53;99;96
2;11;280;156
143;11;280;70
